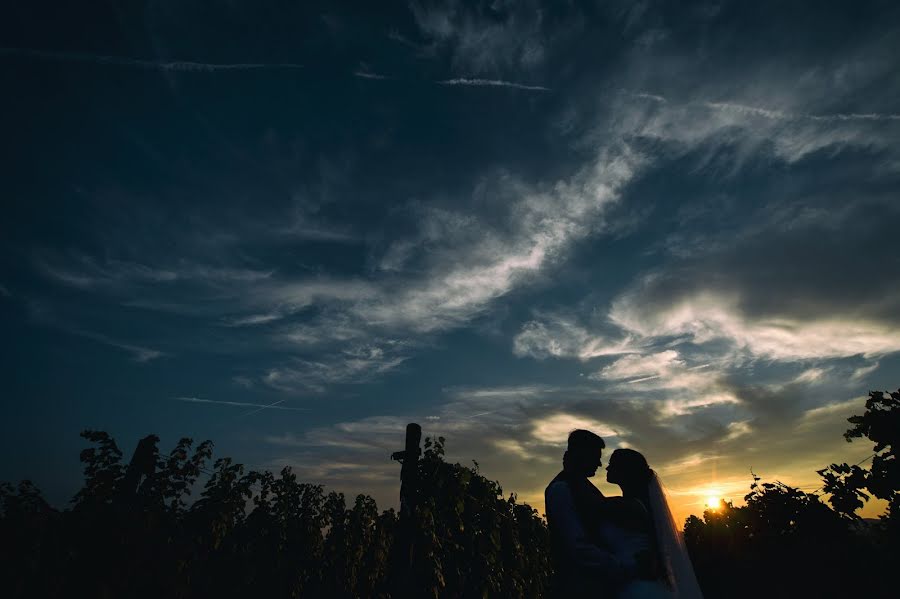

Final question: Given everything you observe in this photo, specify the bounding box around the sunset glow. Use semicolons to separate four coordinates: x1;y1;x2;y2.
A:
0;3;898;599
0;1;897;536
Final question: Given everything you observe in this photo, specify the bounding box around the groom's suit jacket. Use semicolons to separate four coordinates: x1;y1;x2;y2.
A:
545;470;631;598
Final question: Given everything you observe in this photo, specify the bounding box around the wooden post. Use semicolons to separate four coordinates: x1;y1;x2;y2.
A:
390;423;422;597
119;434;159;499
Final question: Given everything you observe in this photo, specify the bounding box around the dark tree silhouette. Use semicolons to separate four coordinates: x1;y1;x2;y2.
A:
685;389;899;598
820;389;900;530
0;431;548;598
1;389;897;598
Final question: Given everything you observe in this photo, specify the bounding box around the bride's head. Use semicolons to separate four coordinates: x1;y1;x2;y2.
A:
605;448;653;487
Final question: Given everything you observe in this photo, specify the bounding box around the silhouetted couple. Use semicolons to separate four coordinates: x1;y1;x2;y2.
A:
545;430;703;598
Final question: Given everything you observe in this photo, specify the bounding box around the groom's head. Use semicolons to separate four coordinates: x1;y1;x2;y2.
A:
563;429;606;477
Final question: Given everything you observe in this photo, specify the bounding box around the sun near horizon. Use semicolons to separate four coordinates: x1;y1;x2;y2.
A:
2;0;899;545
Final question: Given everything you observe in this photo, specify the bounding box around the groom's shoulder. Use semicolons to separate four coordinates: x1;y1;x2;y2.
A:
544;479;573;519
545;474;606;499
545;472;566;493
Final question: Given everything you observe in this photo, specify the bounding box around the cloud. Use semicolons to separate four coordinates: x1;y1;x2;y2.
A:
723;420;752;442
797;397;865;428
583;193;900;368
353;70;389;80
31;138;636;385
530;413;622;444
629;91;667;103
609;287;900;362
590;350;740;417
513;315;636;360
66;328;166;363
35;20;899;403
31;139;637;388
262;342;410;392
794;368;829;384
0;47;304;72
436;78;550;91
223;312;283;327
263;380;874;523
493;438;550;462
409;0;549;74
366;145;642;332
23;299;167;363
596;350;682;381
626;99;898;165
850;362;880;382
38;254;273;291
175;396;308;412
445;385;547;402
705;101;900;123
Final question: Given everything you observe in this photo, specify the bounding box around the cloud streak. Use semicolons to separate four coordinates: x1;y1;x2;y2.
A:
436;78;551;91
705;101;900;123
353;71;389;80
0;47;304;72
174;397;308;411
63;328;165;363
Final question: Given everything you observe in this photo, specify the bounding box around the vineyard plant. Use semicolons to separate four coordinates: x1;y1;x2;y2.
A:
1;390;897;598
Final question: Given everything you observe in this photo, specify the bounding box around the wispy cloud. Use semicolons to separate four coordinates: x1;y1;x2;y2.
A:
850;362;880;381
622;91;900;122
530;413;623;444
223;312;283;327
409;0;549;74
38;254;273;290
0;47;304;72
590;350;739;417
65;328;166;363
436;77;550;91
609;289;900;361
705;101;900;122
241;399;286;417
353;70;389;80
261;339;411;392
513;314;637;361
174;396;308;411
36;128;642;390
629;91;667;103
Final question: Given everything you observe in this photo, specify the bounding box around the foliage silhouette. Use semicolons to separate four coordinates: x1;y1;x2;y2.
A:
1;389;897;598
0;431;548;598
813;389;899;527
684;388;899;598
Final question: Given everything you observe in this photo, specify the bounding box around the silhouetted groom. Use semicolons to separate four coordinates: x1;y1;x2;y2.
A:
545;430;637;598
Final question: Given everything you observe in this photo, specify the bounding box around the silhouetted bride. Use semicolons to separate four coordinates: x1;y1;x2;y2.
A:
601;448;704;599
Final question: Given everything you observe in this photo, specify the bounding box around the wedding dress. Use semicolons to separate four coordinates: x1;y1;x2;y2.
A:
597;516;673;599
598;474;703;599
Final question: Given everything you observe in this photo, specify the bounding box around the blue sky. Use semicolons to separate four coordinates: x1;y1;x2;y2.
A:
2;0;899;521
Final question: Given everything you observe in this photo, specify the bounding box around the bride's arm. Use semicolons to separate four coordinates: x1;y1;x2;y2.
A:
545;482;636;584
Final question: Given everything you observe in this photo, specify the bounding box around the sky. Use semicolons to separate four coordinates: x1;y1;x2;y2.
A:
1;0;899;525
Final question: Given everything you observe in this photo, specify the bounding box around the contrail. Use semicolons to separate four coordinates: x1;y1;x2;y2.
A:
437;78;551;92
0;47;304;72
706;101;900;122
175;396;308;411
465;410;496;419
69;328;165;363
354;71;389;80
240;399;287;417
629;91;667;103
626;375;661;384
629;91;900;122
